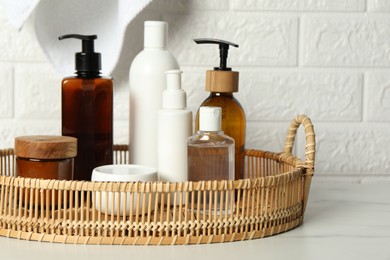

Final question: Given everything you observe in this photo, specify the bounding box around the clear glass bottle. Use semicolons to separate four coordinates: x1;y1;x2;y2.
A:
187;106;234;213
195;92;245;181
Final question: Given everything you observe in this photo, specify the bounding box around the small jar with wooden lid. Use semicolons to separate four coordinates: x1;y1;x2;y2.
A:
15;135;77;180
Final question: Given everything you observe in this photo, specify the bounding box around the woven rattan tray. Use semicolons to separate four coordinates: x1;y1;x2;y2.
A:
0;115;315;245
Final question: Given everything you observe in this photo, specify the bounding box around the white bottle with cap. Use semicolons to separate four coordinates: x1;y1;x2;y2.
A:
187;106;235;182
158;70;192;183
129;21;180;168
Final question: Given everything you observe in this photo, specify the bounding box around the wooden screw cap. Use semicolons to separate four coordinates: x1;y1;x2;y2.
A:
205;70;239;93
15;136;77;159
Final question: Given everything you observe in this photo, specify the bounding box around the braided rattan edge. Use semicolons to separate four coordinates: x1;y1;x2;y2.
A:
283;115;316;213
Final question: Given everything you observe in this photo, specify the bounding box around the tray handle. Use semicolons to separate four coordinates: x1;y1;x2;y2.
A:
283;115;316;213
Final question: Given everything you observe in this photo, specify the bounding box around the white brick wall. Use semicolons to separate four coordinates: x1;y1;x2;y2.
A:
302;14;390;67
0;0;389;182
166;13;298;66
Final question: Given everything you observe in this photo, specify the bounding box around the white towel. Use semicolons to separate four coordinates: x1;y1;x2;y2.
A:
2;0;39;29
3;0;152;76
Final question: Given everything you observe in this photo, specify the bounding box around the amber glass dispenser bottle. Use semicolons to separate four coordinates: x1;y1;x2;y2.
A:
194;39;246;181
59;34;113;181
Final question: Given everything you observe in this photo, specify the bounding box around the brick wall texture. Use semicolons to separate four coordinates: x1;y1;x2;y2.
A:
0;0;389;182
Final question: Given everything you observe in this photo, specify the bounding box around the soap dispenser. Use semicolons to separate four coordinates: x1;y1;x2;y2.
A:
194;38;246;181
59;34;113;181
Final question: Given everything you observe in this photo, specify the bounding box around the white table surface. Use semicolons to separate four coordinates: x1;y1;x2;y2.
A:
0;180;389;260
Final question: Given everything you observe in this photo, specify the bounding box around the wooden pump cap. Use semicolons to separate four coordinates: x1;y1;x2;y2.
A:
205;70;239;93
15;135;77;159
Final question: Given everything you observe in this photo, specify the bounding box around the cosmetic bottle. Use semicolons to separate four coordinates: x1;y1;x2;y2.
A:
59;34;113;181
187;106;234;213
158;70;192;183
187;106;234;181
129;21;180;168
194;38;246;181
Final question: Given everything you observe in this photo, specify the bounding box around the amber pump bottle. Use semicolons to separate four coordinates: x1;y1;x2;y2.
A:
194;39;246;181
59;34;113;181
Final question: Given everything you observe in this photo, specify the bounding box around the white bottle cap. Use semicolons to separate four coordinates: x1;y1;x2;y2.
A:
199;106;221;132
163;70;187;109
144;21;167;49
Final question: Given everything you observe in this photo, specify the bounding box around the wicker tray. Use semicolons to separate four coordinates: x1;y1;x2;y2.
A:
0;115;315;245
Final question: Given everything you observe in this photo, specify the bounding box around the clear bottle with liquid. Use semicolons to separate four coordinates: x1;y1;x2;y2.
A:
187;106;234;213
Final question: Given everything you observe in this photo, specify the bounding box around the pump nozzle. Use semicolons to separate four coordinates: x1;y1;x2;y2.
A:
59;34;101;76
194;38;239;71
163;70;186;109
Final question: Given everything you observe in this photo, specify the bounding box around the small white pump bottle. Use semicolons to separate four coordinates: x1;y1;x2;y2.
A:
129;21;180;168
158;70;192;183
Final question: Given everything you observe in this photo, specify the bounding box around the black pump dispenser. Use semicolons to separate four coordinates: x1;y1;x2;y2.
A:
194;38;239;71
193;38;246;182
59;34;101;77
193;38;239;93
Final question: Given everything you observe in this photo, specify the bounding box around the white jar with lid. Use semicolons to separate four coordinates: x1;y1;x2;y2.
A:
92;164;157;216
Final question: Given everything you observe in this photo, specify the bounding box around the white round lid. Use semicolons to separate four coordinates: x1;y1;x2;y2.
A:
144;21;167;49
92;164;157;182
199;106;221;132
